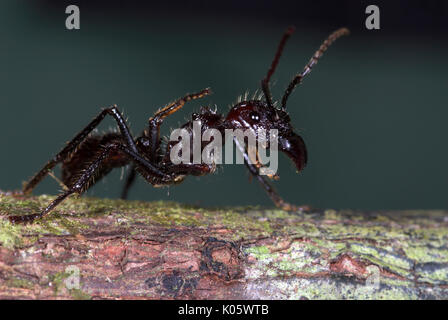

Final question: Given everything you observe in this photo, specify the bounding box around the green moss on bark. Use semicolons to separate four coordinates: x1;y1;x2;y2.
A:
0;193;447;299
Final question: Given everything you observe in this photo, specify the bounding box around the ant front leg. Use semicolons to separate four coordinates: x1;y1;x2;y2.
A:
233;138;308;212
147;88;211;161
9;143;171;224
23;105;138;195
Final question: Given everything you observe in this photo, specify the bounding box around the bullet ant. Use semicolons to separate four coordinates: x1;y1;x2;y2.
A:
8;26;349;223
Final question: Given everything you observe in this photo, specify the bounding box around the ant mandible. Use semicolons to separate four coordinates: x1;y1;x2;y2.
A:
8;26;349;224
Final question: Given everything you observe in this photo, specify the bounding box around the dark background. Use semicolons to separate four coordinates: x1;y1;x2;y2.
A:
0;0;447;210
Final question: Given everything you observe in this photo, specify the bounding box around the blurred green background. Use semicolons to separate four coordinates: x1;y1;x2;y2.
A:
0;0;447;210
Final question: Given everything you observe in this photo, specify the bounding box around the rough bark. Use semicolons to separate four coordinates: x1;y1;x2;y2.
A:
0;192;447;300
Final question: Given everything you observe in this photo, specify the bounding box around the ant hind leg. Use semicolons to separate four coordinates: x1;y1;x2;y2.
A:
9;143;170;224
22;105;138;195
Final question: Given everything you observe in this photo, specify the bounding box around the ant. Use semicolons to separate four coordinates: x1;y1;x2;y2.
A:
8;26;349;224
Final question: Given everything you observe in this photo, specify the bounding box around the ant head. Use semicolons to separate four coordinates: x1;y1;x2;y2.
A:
224;26;349;173
225;100;307;173
233;26;347;173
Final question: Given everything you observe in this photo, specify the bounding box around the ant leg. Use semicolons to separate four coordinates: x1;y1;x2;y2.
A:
120;165;136;199
9;143;171;224
119;89;211;197
23;105;138;194
233;138;308;212
147;88;211;162
8;191;73;224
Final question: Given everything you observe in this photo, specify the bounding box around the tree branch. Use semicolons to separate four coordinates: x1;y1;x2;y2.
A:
0;193;447;299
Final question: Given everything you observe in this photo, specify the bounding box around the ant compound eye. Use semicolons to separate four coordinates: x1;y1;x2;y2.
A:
250;111;260;122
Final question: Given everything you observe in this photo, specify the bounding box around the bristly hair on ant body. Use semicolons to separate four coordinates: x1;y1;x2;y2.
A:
8;26;349;224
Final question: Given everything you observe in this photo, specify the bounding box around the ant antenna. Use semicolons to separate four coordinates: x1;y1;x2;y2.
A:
281;27;350;110
261;26;295;109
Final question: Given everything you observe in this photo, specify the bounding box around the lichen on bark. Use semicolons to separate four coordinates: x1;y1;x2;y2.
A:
0;192;447;299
